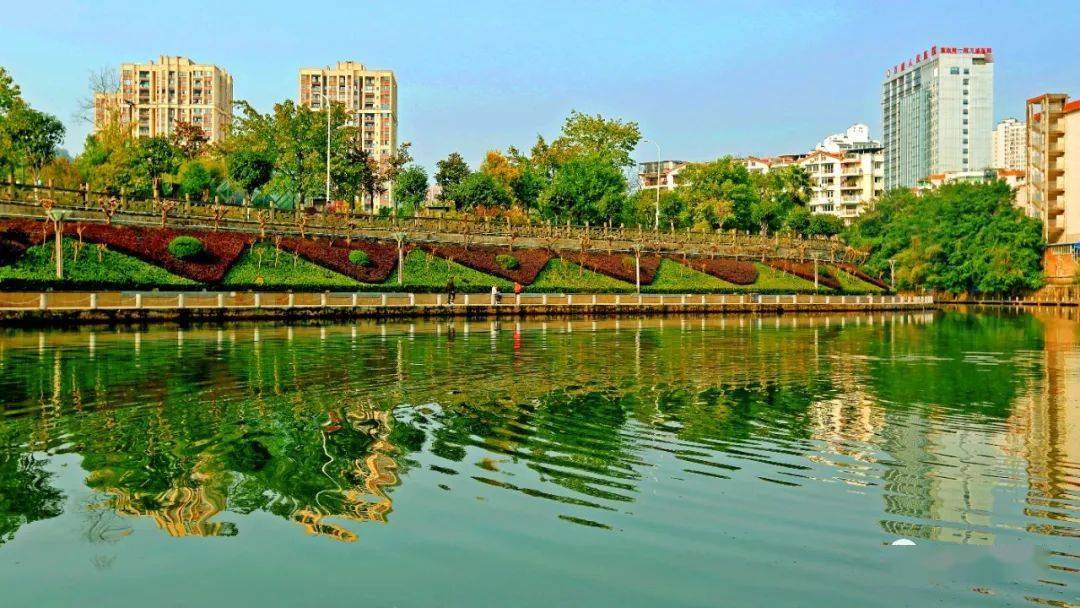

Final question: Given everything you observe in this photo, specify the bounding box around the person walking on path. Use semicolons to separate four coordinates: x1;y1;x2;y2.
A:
447;278;456;305
491;284;502;305
513;282;523;296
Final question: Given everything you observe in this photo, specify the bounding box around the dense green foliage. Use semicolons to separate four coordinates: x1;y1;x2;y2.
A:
539;154;627;225
392;166;429;213
167;236;204;260
844;182;1043;294
0;66;65;183
450;172;513;210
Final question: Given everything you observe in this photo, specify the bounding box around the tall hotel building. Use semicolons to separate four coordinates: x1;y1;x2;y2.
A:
93;56;233;143
298;61;398;210
881;46;994;190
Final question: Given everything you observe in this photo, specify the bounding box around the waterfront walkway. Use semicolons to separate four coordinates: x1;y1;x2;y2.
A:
0;291;933;324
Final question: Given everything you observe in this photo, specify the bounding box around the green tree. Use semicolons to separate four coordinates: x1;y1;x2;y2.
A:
626;188;686;229
539;154;627;225
393;165;429;212
178;160;214;198
784;206;812;235
510;165;547;211
227;150;274;204
435;152;470;201
450;172;513;210
132;136;180;198
676;157;759;231
807;213;844;237
845;182;1043;294
548;110;642;168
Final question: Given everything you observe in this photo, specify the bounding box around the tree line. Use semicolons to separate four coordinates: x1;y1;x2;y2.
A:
0;65;1047;293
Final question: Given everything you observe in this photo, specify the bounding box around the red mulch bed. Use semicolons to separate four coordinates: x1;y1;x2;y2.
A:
72;223;251;283
561;251;661;285
764;259;842;290
0;220;50;266
672;257;758;285
835;262;889;290
0;219;252;282
278;237;403;283
419;244;553;284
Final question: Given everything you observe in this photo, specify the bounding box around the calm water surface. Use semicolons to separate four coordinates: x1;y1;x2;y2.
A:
0;310;1077;607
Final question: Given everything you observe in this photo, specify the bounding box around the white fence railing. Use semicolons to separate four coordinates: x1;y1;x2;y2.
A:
0;291;934;312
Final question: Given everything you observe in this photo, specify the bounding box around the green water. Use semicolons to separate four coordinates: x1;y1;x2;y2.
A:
0;310;1076;607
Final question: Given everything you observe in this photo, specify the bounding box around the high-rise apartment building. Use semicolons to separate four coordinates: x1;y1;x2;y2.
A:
882;46;994;190
1026;94;1080;263
298;61;398;210
94;56;233;143
799;125;884;222
993;118;1026;171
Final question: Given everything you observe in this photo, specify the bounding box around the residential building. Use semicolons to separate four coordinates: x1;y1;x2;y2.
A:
993;118;1026;171
919;168;1027;213
94;56;233;143
638;160;688;190
741;157;774;174
798;145;884;222
882;46;994;190
298;61;398;210
1026;93;1080;282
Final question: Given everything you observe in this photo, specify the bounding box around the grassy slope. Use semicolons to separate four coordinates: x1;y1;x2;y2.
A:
0;241;196;287
527;257;634;292
751;262;821;292
644;259;737;292
223;243;360;289
833;268;885;294
383;250;514;291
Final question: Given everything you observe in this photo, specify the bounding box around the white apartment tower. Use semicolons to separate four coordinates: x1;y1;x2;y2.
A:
801;124;884;221
882;46;994;190
993;118;1026;171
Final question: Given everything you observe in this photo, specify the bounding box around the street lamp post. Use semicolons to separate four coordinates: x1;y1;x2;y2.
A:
643;139;661;231
314;90;332;208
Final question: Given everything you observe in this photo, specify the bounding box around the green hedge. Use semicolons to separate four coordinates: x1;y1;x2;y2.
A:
167;236;204;260
348;249;372;267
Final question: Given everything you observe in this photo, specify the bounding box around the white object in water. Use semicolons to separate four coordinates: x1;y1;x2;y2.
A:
890;538;916;546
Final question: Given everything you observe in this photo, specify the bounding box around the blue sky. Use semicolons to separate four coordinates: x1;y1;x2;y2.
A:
2;0;1077;172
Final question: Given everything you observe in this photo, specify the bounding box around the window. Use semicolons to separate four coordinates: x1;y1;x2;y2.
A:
949;67;960;75
963;68;970;74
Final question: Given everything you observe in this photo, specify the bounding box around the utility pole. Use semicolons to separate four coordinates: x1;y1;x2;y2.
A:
644;139;661;231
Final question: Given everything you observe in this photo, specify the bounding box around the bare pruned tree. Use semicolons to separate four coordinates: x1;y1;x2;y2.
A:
76;67;120;125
